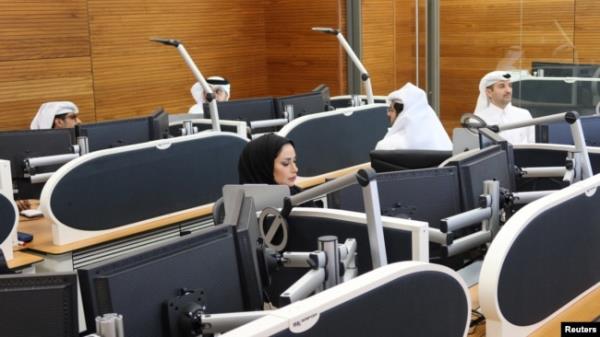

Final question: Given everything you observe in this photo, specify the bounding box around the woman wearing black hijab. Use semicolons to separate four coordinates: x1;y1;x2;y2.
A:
238;134;303;194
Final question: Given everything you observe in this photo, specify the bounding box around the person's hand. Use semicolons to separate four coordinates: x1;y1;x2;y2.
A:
16;199;31;211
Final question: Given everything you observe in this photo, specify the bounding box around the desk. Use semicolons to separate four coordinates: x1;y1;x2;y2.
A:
7;250;43;270
530;286;600;337
19;204;214;255
296;162;371;189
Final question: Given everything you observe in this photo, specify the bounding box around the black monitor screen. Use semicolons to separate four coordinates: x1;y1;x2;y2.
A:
0;128;74;199
0;272;78;337
203;97;276;122
76;116;154;152
537;115;600;146
327;167;461;227
78;225;259;337
275;91;326;118
450;145;514;210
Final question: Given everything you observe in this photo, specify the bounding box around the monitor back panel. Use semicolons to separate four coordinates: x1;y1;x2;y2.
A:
78;117;154;152
0;273;78;337
450;145;514;211
203;97;277;122
275;92;326;118
327;167;461;227
78;226;246;337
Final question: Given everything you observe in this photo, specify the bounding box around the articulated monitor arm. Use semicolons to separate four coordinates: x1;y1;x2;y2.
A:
434;180;501;258
312;27;374;104
150;37;221;132
281;168;387;268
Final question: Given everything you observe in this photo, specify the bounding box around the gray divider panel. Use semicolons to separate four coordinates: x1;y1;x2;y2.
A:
497;191;600;326
0;194;15;243
266;214;412;307
282;106;388;176
271;271;469;337
50;135;246;231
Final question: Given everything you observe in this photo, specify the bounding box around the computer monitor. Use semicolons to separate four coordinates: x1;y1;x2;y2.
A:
447;145;514;211
0;128;75;199
151;107;170;139
203;97;277;122
76;115;156;152
275;91;326;118
313;84;331;107
78;225;263;337
0;272;78;337
536;115;600;146
369;150;451;172
531;61;600;78
327;167;461;228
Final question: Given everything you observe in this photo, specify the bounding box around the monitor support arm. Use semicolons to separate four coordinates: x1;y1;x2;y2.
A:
490;111;592;181
150;38;221;132
278;237;357;305
23;146;80;184
432;180;501;257
173;238;357;336
312;27;374;105
282;168;387;268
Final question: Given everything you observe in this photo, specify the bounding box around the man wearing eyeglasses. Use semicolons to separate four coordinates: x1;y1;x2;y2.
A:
375;82;452;151
30;101;81;130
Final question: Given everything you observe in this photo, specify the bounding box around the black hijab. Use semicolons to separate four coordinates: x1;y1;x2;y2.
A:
238;134;295;185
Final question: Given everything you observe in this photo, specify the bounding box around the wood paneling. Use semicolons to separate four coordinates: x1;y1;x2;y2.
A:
1;0;347;129
0;1;94;131
88;0;270;120
575;0;600;64
362;0;423;96
439;0;579;130
264;0;346;96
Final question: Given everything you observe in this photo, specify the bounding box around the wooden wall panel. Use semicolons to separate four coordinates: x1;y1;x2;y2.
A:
362;0;396;95
264;0;346;96
439;0;576;131
0;1;347;129
362;0;421;96
88;0;270;120
0;1;94;131
575;0;600;64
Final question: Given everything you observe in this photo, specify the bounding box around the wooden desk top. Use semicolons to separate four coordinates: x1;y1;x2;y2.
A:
19;204;214;255
466;284;600;337
7;250;43;269
16;162;369;255
296;162;371;189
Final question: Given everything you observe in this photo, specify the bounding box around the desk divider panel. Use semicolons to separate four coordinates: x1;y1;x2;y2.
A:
279;104;388;176
224;262;470;337
480;173;600;337
40;133;247;245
